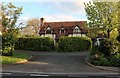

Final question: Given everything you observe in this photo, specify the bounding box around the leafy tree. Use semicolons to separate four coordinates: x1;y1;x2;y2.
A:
87;27;106;39
1;3;22;56
26;18;40;35
0;5;2;35
84;1;119;38
116;35;120;42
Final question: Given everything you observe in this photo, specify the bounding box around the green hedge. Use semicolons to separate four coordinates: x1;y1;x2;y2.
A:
15;37;55;51
58;36;92;52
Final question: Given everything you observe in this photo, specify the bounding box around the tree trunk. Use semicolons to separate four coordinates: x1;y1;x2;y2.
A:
107;29;110;38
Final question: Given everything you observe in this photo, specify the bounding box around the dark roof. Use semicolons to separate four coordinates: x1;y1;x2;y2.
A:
40;21;87;31
39;21;88;39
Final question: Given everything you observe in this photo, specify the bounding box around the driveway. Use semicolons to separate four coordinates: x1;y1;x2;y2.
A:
2;51;119;76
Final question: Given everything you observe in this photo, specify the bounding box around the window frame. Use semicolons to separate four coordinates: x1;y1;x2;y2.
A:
73;26;81;33
46;26;52;34
60;27;65;34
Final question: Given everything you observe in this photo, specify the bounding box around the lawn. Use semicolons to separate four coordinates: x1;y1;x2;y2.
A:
1;52;31;65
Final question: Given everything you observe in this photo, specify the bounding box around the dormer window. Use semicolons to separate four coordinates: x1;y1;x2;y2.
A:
60;27;65;33
73;26;81;33
46;26;52;34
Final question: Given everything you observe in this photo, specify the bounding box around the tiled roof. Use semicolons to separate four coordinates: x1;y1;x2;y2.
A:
39;21;88;39
40;21;86;30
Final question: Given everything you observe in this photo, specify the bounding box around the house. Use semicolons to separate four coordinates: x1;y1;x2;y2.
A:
39;18;88;41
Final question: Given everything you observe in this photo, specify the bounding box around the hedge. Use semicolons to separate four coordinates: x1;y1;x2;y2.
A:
15;37;55;51
58;36;92;52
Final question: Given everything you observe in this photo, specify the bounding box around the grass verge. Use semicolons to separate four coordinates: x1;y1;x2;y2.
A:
1;52;31;65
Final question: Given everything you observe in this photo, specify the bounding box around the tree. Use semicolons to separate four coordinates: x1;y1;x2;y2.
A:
116;35;120;42
26;18;40;35
84;1;119;38
0;4;2;35
87;27;106;39
1;3;22;56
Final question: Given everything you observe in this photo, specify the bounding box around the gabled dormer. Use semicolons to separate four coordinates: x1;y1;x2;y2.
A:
60;26;65;34
45;26;52;34
73;25;81;33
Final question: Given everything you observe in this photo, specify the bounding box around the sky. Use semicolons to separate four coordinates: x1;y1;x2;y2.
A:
3;0;93;26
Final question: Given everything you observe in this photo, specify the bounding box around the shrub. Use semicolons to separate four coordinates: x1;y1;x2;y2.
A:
15;37;55;51
116;35;120;42
90;57;110;66
81;37;92;50
90;38;120;67
98;39;119;57
0;36;2;50
90;56;120;67
2;33;16;56
21;35;40;38
110;54;120;67
58;36;92;52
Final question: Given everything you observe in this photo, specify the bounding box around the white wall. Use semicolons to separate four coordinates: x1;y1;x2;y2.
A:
73;34;82;36
68;34;86;37
41;34;56;39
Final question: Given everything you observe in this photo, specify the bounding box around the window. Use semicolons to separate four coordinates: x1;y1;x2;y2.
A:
46;27;51;34
60;27;65;33
73;26;81;33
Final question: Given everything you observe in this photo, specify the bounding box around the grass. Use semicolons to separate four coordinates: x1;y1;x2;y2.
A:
1;52;31;65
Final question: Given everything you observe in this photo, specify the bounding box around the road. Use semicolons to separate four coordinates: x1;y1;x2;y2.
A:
2;51;120;77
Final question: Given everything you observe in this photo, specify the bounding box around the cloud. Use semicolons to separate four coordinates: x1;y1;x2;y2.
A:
16;16;30;27
18;16;30;22
43;14;87;22
2;0;92;2
53;0;92;15
16;1;90;25
55;2;81;13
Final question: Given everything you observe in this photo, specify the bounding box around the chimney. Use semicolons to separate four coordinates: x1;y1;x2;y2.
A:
40;17;45;26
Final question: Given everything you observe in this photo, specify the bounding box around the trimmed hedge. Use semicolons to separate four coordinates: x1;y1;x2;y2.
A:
15;37;54;51
58;36;92;52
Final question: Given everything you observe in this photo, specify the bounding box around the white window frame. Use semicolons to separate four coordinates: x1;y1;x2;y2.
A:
60;27;65;33
73;26;81;33
45;27;52;34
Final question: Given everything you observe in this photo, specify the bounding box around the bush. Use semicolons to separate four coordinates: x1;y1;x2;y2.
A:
21;35;39;38
58;36;92;52
98;39;119;57
90;54;120;67
15;37;55;51
0;36;2;50
2;33;16;56
90;38;120;67
116;35;120;42
110;54;120;67
90;57;110;66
